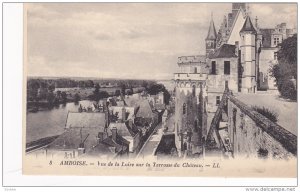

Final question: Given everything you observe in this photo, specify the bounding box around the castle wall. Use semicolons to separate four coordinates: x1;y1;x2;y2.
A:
227;95;296;159
259;48;278;90
206;57;239;113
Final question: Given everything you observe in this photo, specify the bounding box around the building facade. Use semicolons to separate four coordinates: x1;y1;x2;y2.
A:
173;3;297;158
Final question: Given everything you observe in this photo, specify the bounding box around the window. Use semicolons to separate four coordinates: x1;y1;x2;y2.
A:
194;67;197;73
274;52;278;60
225;81;228;89
216;96;220;106
183;103;186;114
224;61;230;75
211;61;216;74
273;37;280;46
192;85;196;97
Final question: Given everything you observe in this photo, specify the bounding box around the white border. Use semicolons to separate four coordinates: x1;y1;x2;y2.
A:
2;2;299;191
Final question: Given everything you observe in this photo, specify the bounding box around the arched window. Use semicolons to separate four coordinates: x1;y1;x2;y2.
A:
183;103;186;115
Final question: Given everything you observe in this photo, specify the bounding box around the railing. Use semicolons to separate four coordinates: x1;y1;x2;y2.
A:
174;73;208;81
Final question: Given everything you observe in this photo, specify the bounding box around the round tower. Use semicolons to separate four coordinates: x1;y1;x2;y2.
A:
240;16;257;93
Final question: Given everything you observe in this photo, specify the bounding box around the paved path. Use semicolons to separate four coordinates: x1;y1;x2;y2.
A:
137;113;175;158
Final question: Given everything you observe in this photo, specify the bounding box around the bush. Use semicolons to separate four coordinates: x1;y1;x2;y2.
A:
252;106;278;123
278;79;297;100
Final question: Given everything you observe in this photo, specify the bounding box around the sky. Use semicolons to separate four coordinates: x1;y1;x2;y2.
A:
26;3;297;80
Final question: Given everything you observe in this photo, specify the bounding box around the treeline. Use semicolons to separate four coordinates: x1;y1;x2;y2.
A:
27;78;156;102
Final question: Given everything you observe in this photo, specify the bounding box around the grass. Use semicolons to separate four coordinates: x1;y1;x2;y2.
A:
252;105;279;123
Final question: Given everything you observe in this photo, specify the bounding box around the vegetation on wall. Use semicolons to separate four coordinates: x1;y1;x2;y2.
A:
252;105;278;123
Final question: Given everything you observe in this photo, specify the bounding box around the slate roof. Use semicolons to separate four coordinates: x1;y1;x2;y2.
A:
108;122;139;137
46;127;101;151
110;106;135;120
208;44;237;59
260;29;274;47
135;100;155;119
47;126;129;157
240;16;256;34
206;19;217;40
65;112;106;129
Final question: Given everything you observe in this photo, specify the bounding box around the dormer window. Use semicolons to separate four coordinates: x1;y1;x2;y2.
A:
274;37;280;46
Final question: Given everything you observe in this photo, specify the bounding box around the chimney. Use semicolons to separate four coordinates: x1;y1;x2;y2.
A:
128;119;133;128
122;107;126;122
112;127;117;141
78;143;85;156
97;132;104;143
235;41;239;56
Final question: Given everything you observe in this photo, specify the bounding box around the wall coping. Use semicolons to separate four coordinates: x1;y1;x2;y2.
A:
228;94;297;155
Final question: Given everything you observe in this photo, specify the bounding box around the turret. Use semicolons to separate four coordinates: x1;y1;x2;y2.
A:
205;13;217;57
239;16;257;93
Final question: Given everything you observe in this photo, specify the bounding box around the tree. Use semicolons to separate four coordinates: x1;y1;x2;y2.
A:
61;91;67;103
74;93;81;103
115;89;121;97
99;91;109;99
46;92;55;105
271;34;297;100
147;83;170;104
94;83;100;95
120;83;126;96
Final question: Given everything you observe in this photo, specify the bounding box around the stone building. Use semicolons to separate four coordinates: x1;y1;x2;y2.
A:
173;2;297;158
174;55;208;156
258;23;297;90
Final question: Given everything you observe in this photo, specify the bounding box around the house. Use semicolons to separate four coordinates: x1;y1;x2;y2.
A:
87;128;130;159
108;120;141;153
46;112;129;158
109;106;136;123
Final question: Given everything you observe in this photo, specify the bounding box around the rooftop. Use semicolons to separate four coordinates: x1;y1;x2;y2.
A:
109;121;139;137
65;112;106;129
46;127;100;151
240;16;257;34
209;44;237;59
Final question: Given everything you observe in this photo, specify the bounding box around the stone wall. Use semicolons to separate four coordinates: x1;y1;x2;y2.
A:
227;94;296;159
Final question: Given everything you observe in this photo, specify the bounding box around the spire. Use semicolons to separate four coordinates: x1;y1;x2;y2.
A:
240;16;256;34
206;12;217;40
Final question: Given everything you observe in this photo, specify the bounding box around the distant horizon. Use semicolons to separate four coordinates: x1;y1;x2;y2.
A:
27;75;174;82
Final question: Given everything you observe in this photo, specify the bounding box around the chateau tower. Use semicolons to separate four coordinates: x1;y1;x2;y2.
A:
205;13;217;56
240;16;257;93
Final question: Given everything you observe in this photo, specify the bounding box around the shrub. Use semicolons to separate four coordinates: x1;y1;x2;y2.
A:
252;106;278;123
278;79;297;101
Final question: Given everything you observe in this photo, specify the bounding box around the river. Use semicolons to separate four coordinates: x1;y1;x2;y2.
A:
26;100;96;143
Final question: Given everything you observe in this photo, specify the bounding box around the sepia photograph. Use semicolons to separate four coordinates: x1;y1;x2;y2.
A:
22;2;297;178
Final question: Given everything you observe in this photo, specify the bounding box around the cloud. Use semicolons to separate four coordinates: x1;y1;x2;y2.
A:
26;3;297;79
